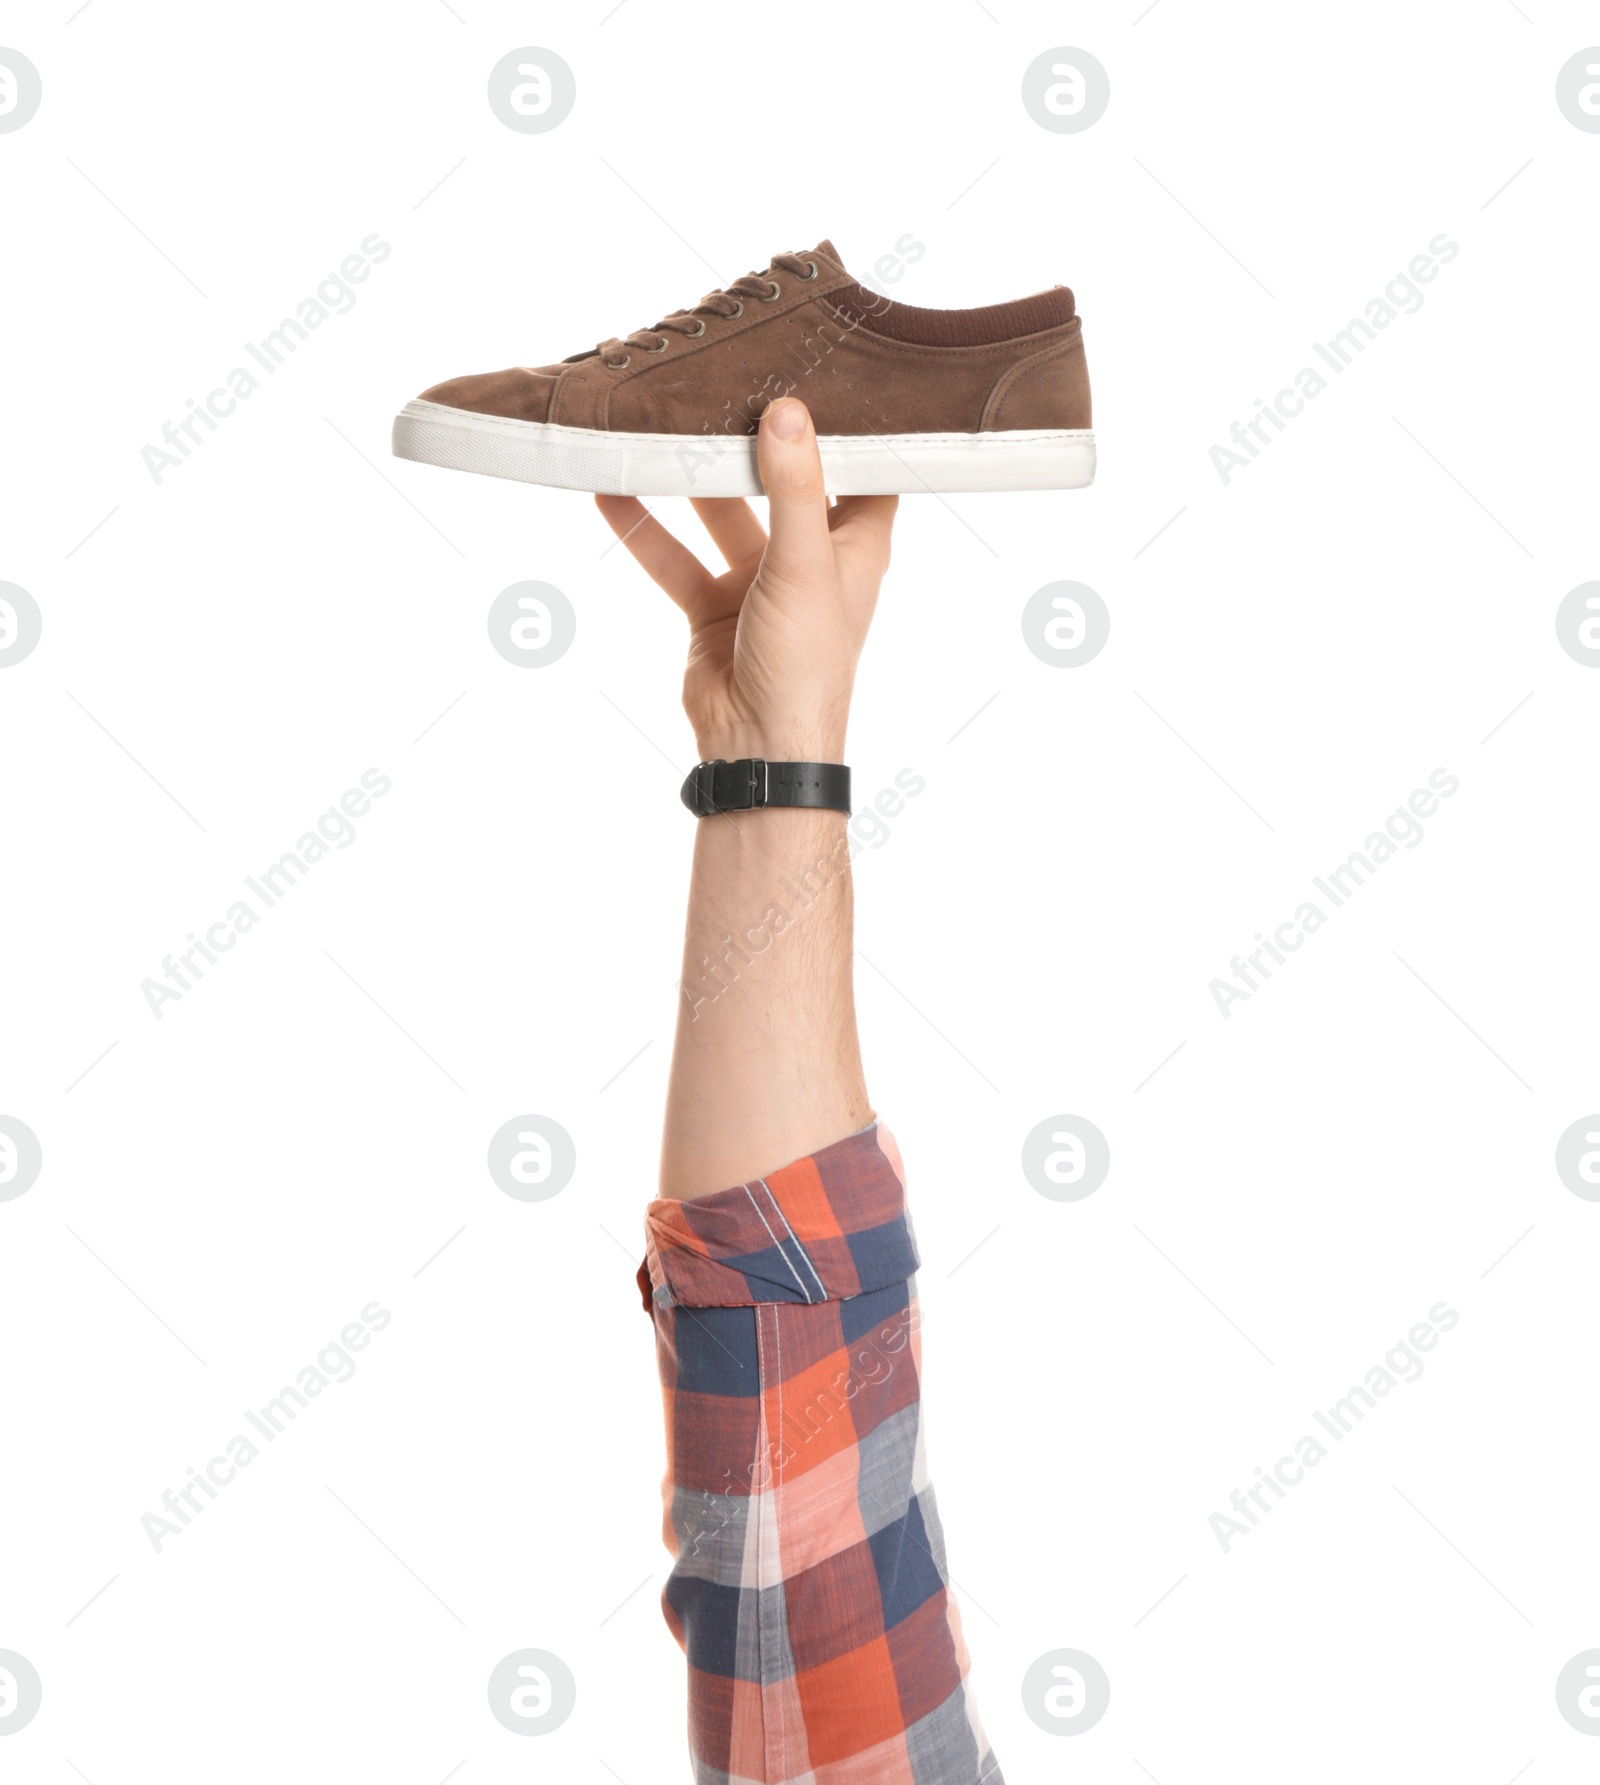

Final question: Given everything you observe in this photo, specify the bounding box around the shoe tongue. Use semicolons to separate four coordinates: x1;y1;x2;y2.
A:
811;237;842;267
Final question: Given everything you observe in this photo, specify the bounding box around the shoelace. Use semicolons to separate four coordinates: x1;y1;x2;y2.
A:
594;252;819;368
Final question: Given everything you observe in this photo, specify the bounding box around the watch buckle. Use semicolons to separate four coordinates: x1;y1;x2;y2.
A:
686;757;770;816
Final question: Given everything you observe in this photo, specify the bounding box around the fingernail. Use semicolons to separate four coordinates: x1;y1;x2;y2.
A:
766;399;806;440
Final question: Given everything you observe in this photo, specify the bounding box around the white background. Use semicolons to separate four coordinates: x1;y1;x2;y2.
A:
3;3;1598;1780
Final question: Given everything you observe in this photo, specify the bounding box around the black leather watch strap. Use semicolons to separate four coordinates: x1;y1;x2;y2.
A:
679;758;851;818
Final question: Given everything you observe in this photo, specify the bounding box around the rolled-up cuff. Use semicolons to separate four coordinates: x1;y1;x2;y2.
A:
640;1122;918;1310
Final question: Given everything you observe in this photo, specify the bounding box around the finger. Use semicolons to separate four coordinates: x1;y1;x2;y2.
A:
594;494;713;613
755;399;832;578
830;493;898;587
828;493;898;544
689;497;767;570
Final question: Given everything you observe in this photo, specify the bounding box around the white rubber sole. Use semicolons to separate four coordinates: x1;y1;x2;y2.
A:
391;398;1096;497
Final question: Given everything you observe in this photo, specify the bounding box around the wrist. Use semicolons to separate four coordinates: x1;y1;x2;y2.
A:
692;728;848;764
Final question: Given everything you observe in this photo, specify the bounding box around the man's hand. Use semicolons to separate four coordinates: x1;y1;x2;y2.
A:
596;398;897;1197
596;397;897;763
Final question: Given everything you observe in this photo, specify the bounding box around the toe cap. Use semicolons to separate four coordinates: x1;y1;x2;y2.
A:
419;367;557;424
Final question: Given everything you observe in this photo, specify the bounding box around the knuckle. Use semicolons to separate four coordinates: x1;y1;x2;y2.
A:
773;466;826;504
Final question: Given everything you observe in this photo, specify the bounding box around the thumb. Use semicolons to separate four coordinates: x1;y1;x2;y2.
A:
756;398;832;578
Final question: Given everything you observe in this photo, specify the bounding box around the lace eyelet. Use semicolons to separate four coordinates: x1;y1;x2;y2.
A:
798;259;818;281
759;279;782;302
644;338;669;353
685;318;707;337
608;354;630;369
726;300;744;319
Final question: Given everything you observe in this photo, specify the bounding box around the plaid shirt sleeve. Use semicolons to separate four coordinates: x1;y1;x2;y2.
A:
637;1121;1004;1785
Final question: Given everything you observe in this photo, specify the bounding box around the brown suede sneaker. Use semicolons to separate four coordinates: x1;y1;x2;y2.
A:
392;238;1093;496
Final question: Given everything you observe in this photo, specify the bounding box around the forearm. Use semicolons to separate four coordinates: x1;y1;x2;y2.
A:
660;807;870;1200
